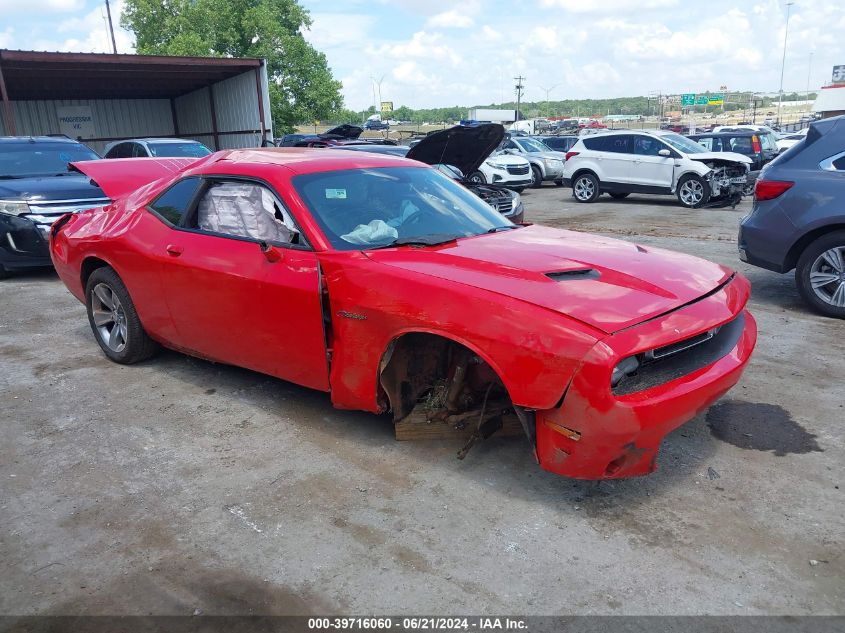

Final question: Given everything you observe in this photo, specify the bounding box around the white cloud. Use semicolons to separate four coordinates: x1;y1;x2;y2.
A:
538;0;678;11
4;0;84;11
427;10;474;29
303;13;375;49
0;28;14;48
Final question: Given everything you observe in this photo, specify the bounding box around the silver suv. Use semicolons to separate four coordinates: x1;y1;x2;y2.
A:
561;130;751;208
498;136;567;188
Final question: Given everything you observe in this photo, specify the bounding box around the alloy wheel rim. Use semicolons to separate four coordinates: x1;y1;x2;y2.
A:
809;246;845;308
680;180;704;205
91;283;128;352
574;177;594;200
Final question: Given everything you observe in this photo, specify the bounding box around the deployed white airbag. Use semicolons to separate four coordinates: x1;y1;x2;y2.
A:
341;219;398;245
198;182;294;243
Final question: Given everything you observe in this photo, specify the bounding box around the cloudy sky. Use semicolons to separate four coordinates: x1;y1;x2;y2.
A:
2;0;843;110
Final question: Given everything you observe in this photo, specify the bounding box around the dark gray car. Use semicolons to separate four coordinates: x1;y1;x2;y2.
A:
739;115;845;318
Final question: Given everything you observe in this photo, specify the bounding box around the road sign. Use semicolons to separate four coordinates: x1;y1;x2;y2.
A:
708;94;724;105
380;101;393;113
681;93;696;106
697;95;710;105
833;65;845;84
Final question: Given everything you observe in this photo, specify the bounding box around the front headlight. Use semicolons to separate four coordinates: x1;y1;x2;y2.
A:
485;161;506;170
610;356;640;388
0;200;31;216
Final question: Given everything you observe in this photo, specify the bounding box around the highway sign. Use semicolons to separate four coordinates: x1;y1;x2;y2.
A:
681;93;696;106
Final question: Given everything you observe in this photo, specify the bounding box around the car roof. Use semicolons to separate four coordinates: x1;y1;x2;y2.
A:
0;135;85;144
688;131;758;137
205;147;424;176
125;138;204;144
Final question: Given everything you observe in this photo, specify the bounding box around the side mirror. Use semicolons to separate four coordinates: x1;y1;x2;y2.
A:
259;241;284;263
658;149;671;157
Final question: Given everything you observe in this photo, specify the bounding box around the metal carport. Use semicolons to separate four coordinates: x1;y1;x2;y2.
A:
0;49;272;153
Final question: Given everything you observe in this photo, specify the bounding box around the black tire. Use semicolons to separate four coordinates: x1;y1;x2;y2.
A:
795;230;845;319
530;165;543;188
609;192;630;199
554;179;565;187
85;267;158;364
467;170;486;184
0;264;9;280
571;172;600;203
676;173;711;208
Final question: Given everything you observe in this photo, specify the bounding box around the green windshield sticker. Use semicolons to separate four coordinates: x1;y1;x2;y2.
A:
326;188;347;199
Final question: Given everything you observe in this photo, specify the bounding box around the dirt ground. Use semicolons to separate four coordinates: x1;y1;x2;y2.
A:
1;187;843;616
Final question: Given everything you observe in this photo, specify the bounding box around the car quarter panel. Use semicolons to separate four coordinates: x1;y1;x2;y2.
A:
50;201;179;343
316;251;603;413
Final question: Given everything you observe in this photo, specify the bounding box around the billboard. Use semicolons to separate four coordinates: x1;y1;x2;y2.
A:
380;101;393;113
833;65;845;84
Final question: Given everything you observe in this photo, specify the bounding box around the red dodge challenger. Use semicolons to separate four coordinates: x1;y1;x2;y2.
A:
50;149;757;479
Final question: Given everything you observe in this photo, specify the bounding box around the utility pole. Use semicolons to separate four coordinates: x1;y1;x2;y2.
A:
104;0;117;54
777;1;795;128
514;76;525;123
806;51;814;103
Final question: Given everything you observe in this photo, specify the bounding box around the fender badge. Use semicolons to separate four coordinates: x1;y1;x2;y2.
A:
337;310;367;321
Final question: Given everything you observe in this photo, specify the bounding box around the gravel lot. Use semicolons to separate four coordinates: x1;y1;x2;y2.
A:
1;186;843;616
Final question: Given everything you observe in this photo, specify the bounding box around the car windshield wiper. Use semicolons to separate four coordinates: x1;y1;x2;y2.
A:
487;225;519;233
367;233;458;250
0;175;26;180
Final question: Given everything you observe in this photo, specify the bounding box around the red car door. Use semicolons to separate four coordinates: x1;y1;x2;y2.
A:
153;178;329;392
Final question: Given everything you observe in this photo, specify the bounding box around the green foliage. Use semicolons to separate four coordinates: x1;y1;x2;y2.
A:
122;0;344;134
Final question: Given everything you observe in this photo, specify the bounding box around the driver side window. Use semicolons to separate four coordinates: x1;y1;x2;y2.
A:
192;180;301;246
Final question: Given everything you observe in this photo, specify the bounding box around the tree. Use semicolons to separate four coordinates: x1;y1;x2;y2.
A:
122;0;344;134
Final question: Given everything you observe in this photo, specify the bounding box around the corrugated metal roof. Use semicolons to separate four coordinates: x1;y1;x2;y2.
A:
0;49;262;100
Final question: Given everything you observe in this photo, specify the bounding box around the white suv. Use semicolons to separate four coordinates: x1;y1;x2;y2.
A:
561;130;752;208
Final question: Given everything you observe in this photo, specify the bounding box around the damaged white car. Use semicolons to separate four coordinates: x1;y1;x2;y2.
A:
561;129;752;208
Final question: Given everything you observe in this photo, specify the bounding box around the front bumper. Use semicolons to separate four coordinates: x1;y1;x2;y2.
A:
0;213;52;271
535;276;757;479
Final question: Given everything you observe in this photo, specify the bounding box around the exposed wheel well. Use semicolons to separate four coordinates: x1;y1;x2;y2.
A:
378;332;508;421
785;224;845;272
81;257;111;290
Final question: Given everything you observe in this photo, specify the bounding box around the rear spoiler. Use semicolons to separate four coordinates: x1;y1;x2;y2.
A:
69;157;203;200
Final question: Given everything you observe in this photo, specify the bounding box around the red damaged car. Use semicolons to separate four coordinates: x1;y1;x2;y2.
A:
50;149;757;480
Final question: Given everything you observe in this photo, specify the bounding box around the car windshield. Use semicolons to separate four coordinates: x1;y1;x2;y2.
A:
661;133;707;154
292;166;513;251
147;142;211;158
516;138;551;153
0;141;99;178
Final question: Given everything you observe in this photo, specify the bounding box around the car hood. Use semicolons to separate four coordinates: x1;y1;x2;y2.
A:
324;124;363;139
365;225;734;334
486;154;530;167
406;123;505;176
0;174;107;202
688;151;752;165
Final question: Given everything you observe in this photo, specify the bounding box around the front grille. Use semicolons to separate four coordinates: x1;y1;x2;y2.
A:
612;313;746;395
473;187;514;215
506;164;530;175
24;199;110;229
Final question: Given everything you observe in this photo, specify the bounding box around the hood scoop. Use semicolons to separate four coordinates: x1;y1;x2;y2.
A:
546;269;600;281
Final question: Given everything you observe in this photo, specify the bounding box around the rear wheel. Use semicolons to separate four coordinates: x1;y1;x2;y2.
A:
85;267;158;364
676;174;711;208
795;231;845;319
467;170;486;184
572;173;600;203
530;165;543;188
609;192;630;199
